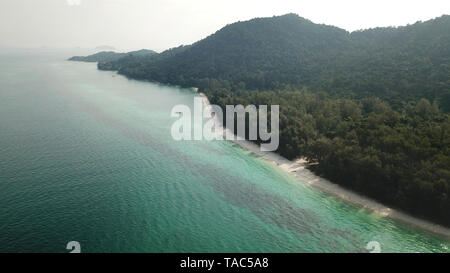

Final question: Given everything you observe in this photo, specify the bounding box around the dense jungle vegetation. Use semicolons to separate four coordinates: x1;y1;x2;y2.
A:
74;14;450;225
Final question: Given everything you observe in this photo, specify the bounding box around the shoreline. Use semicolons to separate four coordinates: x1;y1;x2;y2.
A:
199;92;450;239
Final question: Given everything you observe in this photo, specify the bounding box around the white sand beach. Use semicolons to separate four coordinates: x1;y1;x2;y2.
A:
199;93;450;239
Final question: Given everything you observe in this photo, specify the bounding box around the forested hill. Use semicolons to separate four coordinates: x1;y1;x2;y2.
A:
111;14;351;89
97;13;450;111
71;14;450;227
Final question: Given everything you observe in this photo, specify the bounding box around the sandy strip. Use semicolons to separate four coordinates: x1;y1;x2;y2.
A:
198;93;450;239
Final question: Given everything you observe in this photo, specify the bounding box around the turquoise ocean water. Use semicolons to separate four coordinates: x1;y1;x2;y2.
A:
0;51;448;253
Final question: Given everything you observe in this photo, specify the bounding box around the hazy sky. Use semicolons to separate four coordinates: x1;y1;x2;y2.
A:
0;0;449;52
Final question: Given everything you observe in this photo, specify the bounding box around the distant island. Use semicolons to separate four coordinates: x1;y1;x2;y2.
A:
69;49;157;63
94;45;116;51
70;13;450;227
